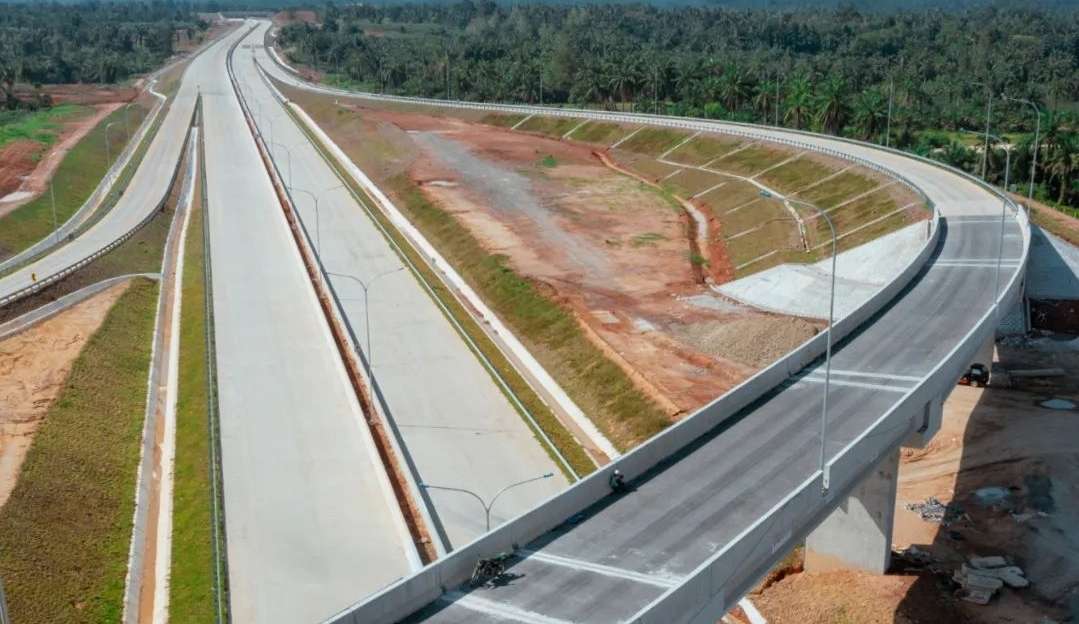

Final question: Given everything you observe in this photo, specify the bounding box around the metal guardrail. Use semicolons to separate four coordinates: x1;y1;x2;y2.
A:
267;33;1030;624
0;104;199;310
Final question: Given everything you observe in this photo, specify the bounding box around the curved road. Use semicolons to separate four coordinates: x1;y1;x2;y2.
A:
259;29;1028;624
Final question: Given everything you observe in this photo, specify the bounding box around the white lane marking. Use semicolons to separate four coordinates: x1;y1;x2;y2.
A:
935;257;1024;263
520;549;679;588
511;113;535;130
442;591;573;624
795;375;909;394
933;261;1022;268
819;369;922;383
740;597;768;624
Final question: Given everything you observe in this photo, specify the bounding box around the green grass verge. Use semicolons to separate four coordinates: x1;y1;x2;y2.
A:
616;127;687;156
569;121;628;146
666;135;744;166
710;142;790;177
0;104;89;149
517;115;582;139
0;278;159;623
167;176;215;622
480;113;526;128
386;174;668;450
0;101;152;261
276;88;602;472
757;157;838;194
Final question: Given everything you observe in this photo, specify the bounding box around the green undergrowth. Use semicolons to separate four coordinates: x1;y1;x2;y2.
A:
0;104;89;149
0;100;152;262
0;279;159;623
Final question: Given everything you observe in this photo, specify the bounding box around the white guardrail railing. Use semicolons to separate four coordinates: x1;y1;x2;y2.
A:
0;81;168;278
264;38;1029;624
0;105;199;310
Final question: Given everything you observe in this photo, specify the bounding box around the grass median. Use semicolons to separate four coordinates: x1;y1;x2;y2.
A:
167;169;216;622
0;278;158;623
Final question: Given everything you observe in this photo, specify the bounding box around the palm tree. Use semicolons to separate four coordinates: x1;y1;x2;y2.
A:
850;88;886;141
783;74;813;130
815;75;847;134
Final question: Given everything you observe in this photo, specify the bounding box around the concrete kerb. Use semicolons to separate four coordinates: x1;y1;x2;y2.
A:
226;30;431;568
621;177;1031;624
0;82;167;277
266;34;1031;623
0;273;159;341
120;121;199;624
0;100;200;311
250;59;588;479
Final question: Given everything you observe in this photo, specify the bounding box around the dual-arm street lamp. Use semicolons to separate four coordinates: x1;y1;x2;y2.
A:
759;190;837;492
325;266;405;367
1000;94;1041;200
420;473;555;533
289;183;346;255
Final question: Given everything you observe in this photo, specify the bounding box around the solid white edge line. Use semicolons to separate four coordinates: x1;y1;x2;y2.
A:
441;591;573;624
519;549;679;588
151;127;198;624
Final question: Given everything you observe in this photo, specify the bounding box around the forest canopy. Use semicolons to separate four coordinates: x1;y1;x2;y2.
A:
0;2;205;92
276;1;1079;207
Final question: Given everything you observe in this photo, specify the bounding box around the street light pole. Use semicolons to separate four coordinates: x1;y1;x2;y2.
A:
290;187;320;254
760;191;836;492
49;181;58;243
961;128;1011;305
270;141;293;188
104;121;118;168
421;473;555;533
1002;94;1041;199
326;266;404;367
971;82;993;180
885;77;894;147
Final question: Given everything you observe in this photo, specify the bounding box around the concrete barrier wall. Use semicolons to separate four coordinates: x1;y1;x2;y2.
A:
265;29;1032;624
310;65;951;624
623;191;1031;624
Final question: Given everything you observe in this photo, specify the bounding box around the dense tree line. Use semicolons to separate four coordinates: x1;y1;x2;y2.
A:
278;1;1079;207
0;2;206;107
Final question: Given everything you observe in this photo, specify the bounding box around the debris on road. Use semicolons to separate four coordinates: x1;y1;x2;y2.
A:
905;496;965;524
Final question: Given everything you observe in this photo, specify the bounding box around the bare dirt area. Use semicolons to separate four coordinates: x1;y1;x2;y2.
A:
754;337;1079;623
0;280;131;508
347;102;816;412
0;103;121;217
13;83;138;106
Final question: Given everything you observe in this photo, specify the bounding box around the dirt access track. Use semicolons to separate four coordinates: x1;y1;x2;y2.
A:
340;102;819;414
0;103;124;218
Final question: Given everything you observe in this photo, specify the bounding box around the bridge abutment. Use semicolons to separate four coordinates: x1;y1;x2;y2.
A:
805;447;900;573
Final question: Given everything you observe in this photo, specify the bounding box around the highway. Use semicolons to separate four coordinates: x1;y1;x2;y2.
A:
258;28;1029;624
233;23;569;552
0;30;224;306
203;23;418;623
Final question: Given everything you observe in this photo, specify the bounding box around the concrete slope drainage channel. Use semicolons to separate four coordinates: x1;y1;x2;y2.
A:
120;119;200;624
260;24;1032;624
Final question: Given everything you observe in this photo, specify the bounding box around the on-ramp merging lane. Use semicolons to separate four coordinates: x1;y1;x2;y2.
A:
257;37;1027;623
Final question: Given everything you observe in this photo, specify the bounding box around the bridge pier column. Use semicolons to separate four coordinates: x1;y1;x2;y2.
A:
805;447;900;574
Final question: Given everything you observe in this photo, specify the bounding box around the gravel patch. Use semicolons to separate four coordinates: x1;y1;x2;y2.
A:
670;315;818;368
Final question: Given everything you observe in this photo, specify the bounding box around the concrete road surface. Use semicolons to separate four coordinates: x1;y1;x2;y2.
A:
0;27;229;303
258;35;1027;622
202;22;415;623
234;23;568;552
